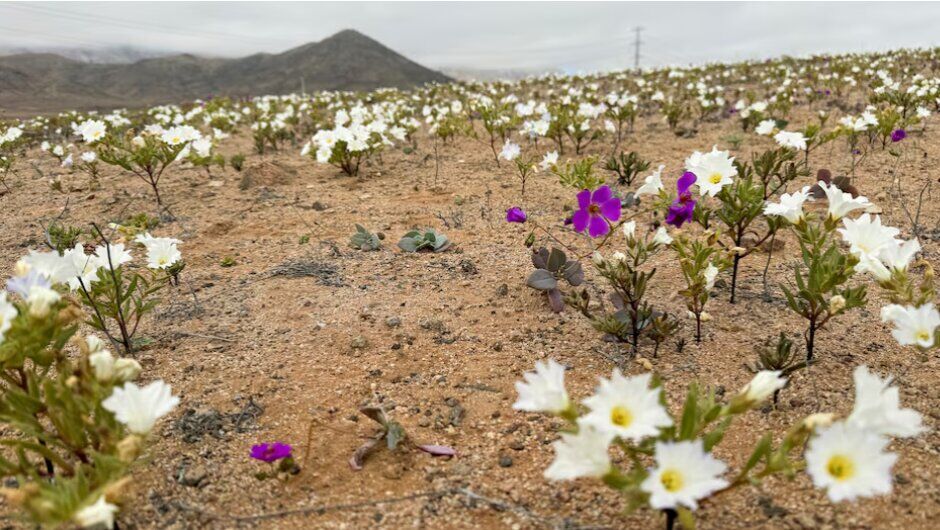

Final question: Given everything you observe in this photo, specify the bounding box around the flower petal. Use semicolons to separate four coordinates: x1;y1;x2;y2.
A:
600;197;622;221
591;185;613;204
677;172;697;194
572;209;590;233
588;215;610;238
576;189;591;209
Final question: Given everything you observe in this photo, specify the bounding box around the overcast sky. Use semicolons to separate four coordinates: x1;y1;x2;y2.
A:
0;2;938;73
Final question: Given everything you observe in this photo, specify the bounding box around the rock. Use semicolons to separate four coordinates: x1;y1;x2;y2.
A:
181;465;208;487
351;335;369;350
385;316;402;328
498;456;513;468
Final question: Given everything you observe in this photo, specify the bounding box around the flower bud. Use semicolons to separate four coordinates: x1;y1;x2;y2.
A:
611;251;627;265
89;350;115;382
114;358;142;382
13;259;30;277
591;251;605;267
802;412;835;431
828;295;846;314
117;435;143;463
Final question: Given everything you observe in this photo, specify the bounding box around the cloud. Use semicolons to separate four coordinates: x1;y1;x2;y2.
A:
0;1;937;72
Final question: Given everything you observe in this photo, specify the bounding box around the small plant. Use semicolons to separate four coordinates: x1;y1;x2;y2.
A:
1;259;178;528
568;224;676;355
553;157;604;190
748;333;805;404
26;225;184;355
220;256;236;267
97;129;195;207
348;224;383;251
45;223;85;253
230;153;246;172
250;442;299;480
397;228;451;253
349;406;455;470
674;235;727;343
526;247;584;312
605;151;650;187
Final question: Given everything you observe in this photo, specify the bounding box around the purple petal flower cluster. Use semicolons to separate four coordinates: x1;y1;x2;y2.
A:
250;442;293;463
572;185;620;238
891;129;907;143
665;172;698;228
505;207;527;223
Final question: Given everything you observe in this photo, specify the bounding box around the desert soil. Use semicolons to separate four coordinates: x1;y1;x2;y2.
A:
0;110;937;529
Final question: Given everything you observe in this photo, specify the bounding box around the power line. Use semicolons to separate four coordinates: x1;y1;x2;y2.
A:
0;3;289;48
633;26;643;70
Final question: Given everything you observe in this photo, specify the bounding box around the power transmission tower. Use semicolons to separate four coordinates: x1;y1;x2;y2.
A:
632;26;643;71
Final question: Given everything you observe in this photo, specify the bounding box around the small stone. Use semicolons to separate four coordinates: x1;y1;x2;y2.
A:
351;335;369;350
498;456;513;468
385;316;402;328
181;465;208;487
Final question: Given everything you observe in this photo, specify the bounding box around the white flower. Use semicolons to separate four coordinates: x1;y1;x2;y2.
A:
62;243;104;291
102;380;179;434
880;303;939;349
636;164;665;196
79;120;107;144
89;349;116;382
875;238;921;279
819;181;871;220
580;370;672;442
513;359;569;414
805;421;896;502
499;140;520;161
73;496;118;529
847;365;925;438
703;263;719;290
25;285;60;317
740;370;787;403
838;214;899;260
0;292;16;344
94;243;133;269
622;221;636;241
774;130;807;150
652;226;673;246
135;234;181;269
755;119;776;136
641;440;729;510
763;186;810;224
685;146;737;197
544;427;611;480
539;151;559;170
81;151;97;163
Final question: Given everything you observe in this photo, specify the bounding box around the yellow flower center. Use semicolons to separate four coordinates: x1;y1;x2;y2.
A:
660;469;684;492
610;406;633;427
158;257;168;265
826;455;854;481
709;173;723;184
916;330;931;343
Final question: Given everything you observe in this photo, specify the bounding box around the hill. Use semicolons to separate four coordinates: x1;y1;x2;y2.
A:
0;29;451;116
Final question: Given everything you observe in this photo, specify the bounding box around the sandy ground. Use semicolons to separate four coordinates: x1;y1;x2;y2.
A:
0;106;937;529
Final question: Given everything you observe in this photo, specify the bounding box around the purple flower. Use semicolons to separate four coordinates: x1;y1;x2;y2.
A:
250;442;293;463
572;185;621;238
891;129;907;143
505;207;527;223
6;270;51;299
665;172;698;228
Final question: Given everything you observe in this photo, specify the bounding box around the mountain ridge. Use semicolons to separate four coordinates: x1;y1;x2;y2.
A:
0;29;451;116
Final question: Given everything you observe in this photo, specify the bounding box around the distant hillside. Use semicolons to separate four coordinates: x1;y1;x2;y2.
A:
0;30;451;117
